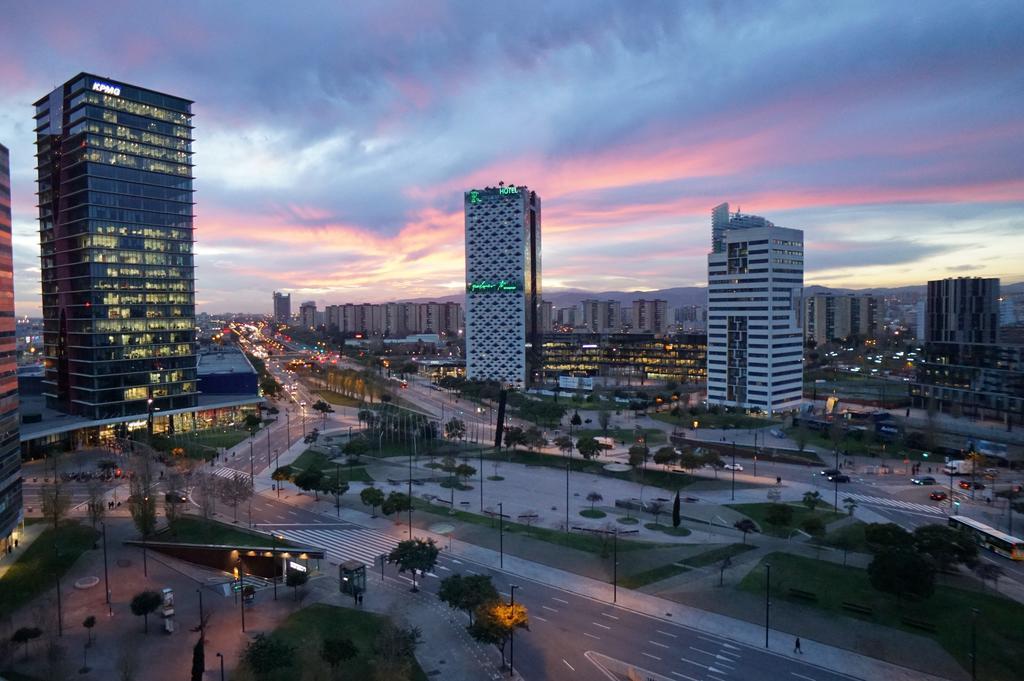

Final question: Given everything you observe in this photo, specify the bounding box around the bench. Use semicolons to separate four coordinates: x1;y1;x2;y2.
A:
841;602;874;617
787;588;818;602
901;617;937;633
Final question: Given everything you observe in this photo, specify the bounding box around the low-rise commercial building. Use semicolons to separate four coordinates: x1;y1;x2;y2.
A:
541;333;707;383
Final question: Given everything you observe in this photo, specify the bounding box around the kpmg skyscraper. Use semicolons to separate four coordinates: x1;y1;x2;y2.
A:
706;203;804;414
0;143;22;554
464;184;541;387
35;74;197;420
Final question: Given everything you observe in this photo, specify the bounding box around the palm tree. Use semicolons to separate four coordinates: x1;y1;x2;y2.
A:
586;491;603;510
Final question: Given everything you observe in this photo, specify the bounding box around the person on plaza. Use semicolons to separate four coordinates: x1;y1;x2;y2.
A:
794;637;803;654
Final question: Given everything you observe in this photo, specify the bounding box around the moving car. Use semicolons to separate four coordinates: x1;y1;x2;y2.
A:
959;480;985;490
723;462;744;471
827;474;851;483
770;429;786;438
911;476;937;485
821;468;841;477
929;491;948;501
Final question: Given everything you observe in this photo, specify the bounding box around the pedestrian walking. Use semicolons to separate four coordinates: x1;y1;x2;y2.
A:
794;637;803;654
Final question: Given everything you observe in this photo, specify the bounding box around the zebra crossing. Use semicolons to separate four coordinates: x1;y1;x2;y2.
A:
843;492;946;515
211;466;250;480
276;527;399;568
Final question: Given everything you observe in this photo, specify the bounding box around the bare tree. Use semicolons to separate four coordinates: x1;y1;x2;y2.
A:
219;474;254;523
128;452;158;538
85;479;106;528
195;472;218;521
40;452;70;530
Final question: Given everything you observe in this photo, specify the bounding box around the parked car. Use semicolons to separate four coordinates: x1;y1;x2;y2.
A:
929;491;948;501
827;474;851;483
959;480;985;490
723;462;744;471
770;429;786;438
911;476;937;485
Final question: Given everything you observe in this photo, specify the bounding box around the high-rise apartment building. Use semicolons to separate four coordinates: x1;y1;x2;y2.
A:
706;204;804;414
632;299;668;334
464;184;541;386
35;74;197;420
273;291;291;323
0;143;22;555
299;300;317;329
925;277;1000;344
581;299;621;333
540;300;553;333
804;293;878;345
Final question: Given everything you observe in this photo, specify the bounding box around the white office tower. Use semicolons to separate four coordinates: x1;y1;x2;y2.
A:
464;184;542;387
706;204;804;414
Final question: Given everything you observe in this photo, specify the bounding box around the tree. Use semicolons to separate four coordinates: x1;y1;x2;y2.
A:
360;486;385;517
912;524;978;572
294;466;325;500
585;491;603;510
868;549;935;601
647;500;666;525
576;436;601;460
85;480;106;528
454;463;476;486
554;435;574;457
627;444;649;469
438;574;500;624
764;504;794;531
802;516;826;539
467;600;529;666
372;622;421;680
802;490;822;511
701;451;725;478
343;436;370;461
445;418;466;442
864;523;913;553
321;477;349;512
260;377;281;397
244;633;295;675
381;491;412;516
795;419;809;453
243;413;263;433
40;478;71;531
598;410;611;434
190;636;205;681
734;518;757;543
842;496;858;516
219;473;253;522
653;446;677;469
570;411;583;432
677;449;702;472
672;491;681;528
388;538;440;592
286;568;309;601
973;562;1004;592
11;627;42;660
130;590;163;634
82;615;96;646
503;426;526;452
128;454;158;539
524;427;547;452
321;636;357;670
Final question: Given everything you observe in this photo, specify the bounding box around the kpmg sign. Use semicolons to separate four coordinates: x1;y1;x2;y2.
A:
92;81;121;96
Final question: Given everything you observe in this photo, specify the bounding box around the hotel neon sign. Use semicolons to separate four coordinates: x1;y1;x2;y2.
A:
466;280;519;293
468;186;519;204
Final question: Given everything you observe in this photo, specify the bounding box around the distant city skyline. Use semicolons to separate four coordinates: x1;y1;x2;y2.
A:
1;2;1022;315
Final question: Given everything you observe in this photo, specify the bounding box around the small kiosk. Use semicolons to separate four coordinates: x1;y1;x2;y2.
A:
339;560;366;601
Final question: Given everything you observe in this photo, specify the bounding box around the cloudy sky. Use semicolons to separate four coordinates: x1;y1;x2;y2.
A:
1;1;1022;315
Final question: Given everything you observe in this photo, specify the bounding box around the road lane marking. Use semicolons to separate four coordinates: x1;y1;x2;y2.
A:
719;650;741;659
649;640;669;649
438;565;451;571
562;659;575;672
680;657;708;669
689;647;715;656
542;605;559;613
450;559;462;564
671;673;700;681
791;674;818;681
591;622;611;630
600;613;619;620
656;630;678;638
641;652;662;661
552;597;569;604
584;632;600;640
533;615;548;622
721;643;740;651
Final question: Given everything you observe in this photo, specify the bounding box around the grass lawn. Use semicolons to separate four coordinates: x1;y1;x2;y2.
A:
0;521;99;614
725;502;839;538
151;427;251;460
240;603;428;681
652;412;781;430
412;499;672;555
681;542;756;568
577;428;667;445
644;522;691;537
580;509;607;519
813;520;869;553
620;562;690;589
287;449;374;483
482;448;698;491
739;553;1024;680
157;516;297;548
315;389;363;408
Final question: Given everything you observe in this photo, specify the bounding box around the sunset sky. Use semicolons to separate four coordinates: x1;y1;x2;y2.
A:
1;1;1022;315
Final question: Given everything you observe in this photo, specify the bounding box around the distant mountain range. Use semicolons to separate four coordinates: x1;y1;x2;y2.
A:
399;281;1024;309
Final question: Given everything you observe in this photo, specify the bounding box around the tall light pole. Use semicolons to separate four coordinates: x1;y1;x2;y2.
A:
101;522;110;615
509;584;519;677
196;588;205;638
54;544;63;636
764;562;771;648
216;652;224;681
498;502;504;568
731;441;736;501
238;558;246;632
970;607;979;681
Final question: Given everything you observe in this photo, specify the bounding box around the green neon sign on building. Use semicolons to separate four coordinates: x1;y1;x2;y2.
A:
466;279;520;293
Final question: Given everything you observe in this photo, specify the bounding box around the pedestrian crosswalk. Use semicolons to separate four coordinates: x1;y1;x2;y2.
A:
276;527;398;568
211;466;250;480
843;492;945;515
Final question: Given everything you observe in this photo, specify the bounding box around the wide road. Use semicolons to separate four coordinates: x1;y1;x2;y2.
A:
242;492;862;681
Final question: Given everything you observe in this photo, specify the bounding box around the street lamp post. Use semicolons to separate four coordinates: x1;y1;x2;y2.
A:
250;443;255;528
764;562;771;648
239;559;246;633
54;544;63;636
101;522;110;615
731;441;736;501
509;584;519;677
197;588;205;637
498;502;504;568
286;410;290;445
971;608;979;681
216;652;225;681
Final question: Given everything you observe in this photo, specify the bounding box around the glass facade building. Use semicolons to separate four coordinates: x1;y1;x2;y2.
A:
34;74;197;420
541;333;707;383
0;143;22;553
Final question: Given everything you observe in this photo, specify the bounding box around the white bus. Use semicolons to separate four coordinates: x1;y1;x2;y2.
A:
948;516;1024;561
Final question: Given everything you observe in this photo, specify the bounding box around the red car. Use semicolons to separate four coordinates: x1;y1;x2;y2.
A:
929;491;948;501
958;480;985;490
